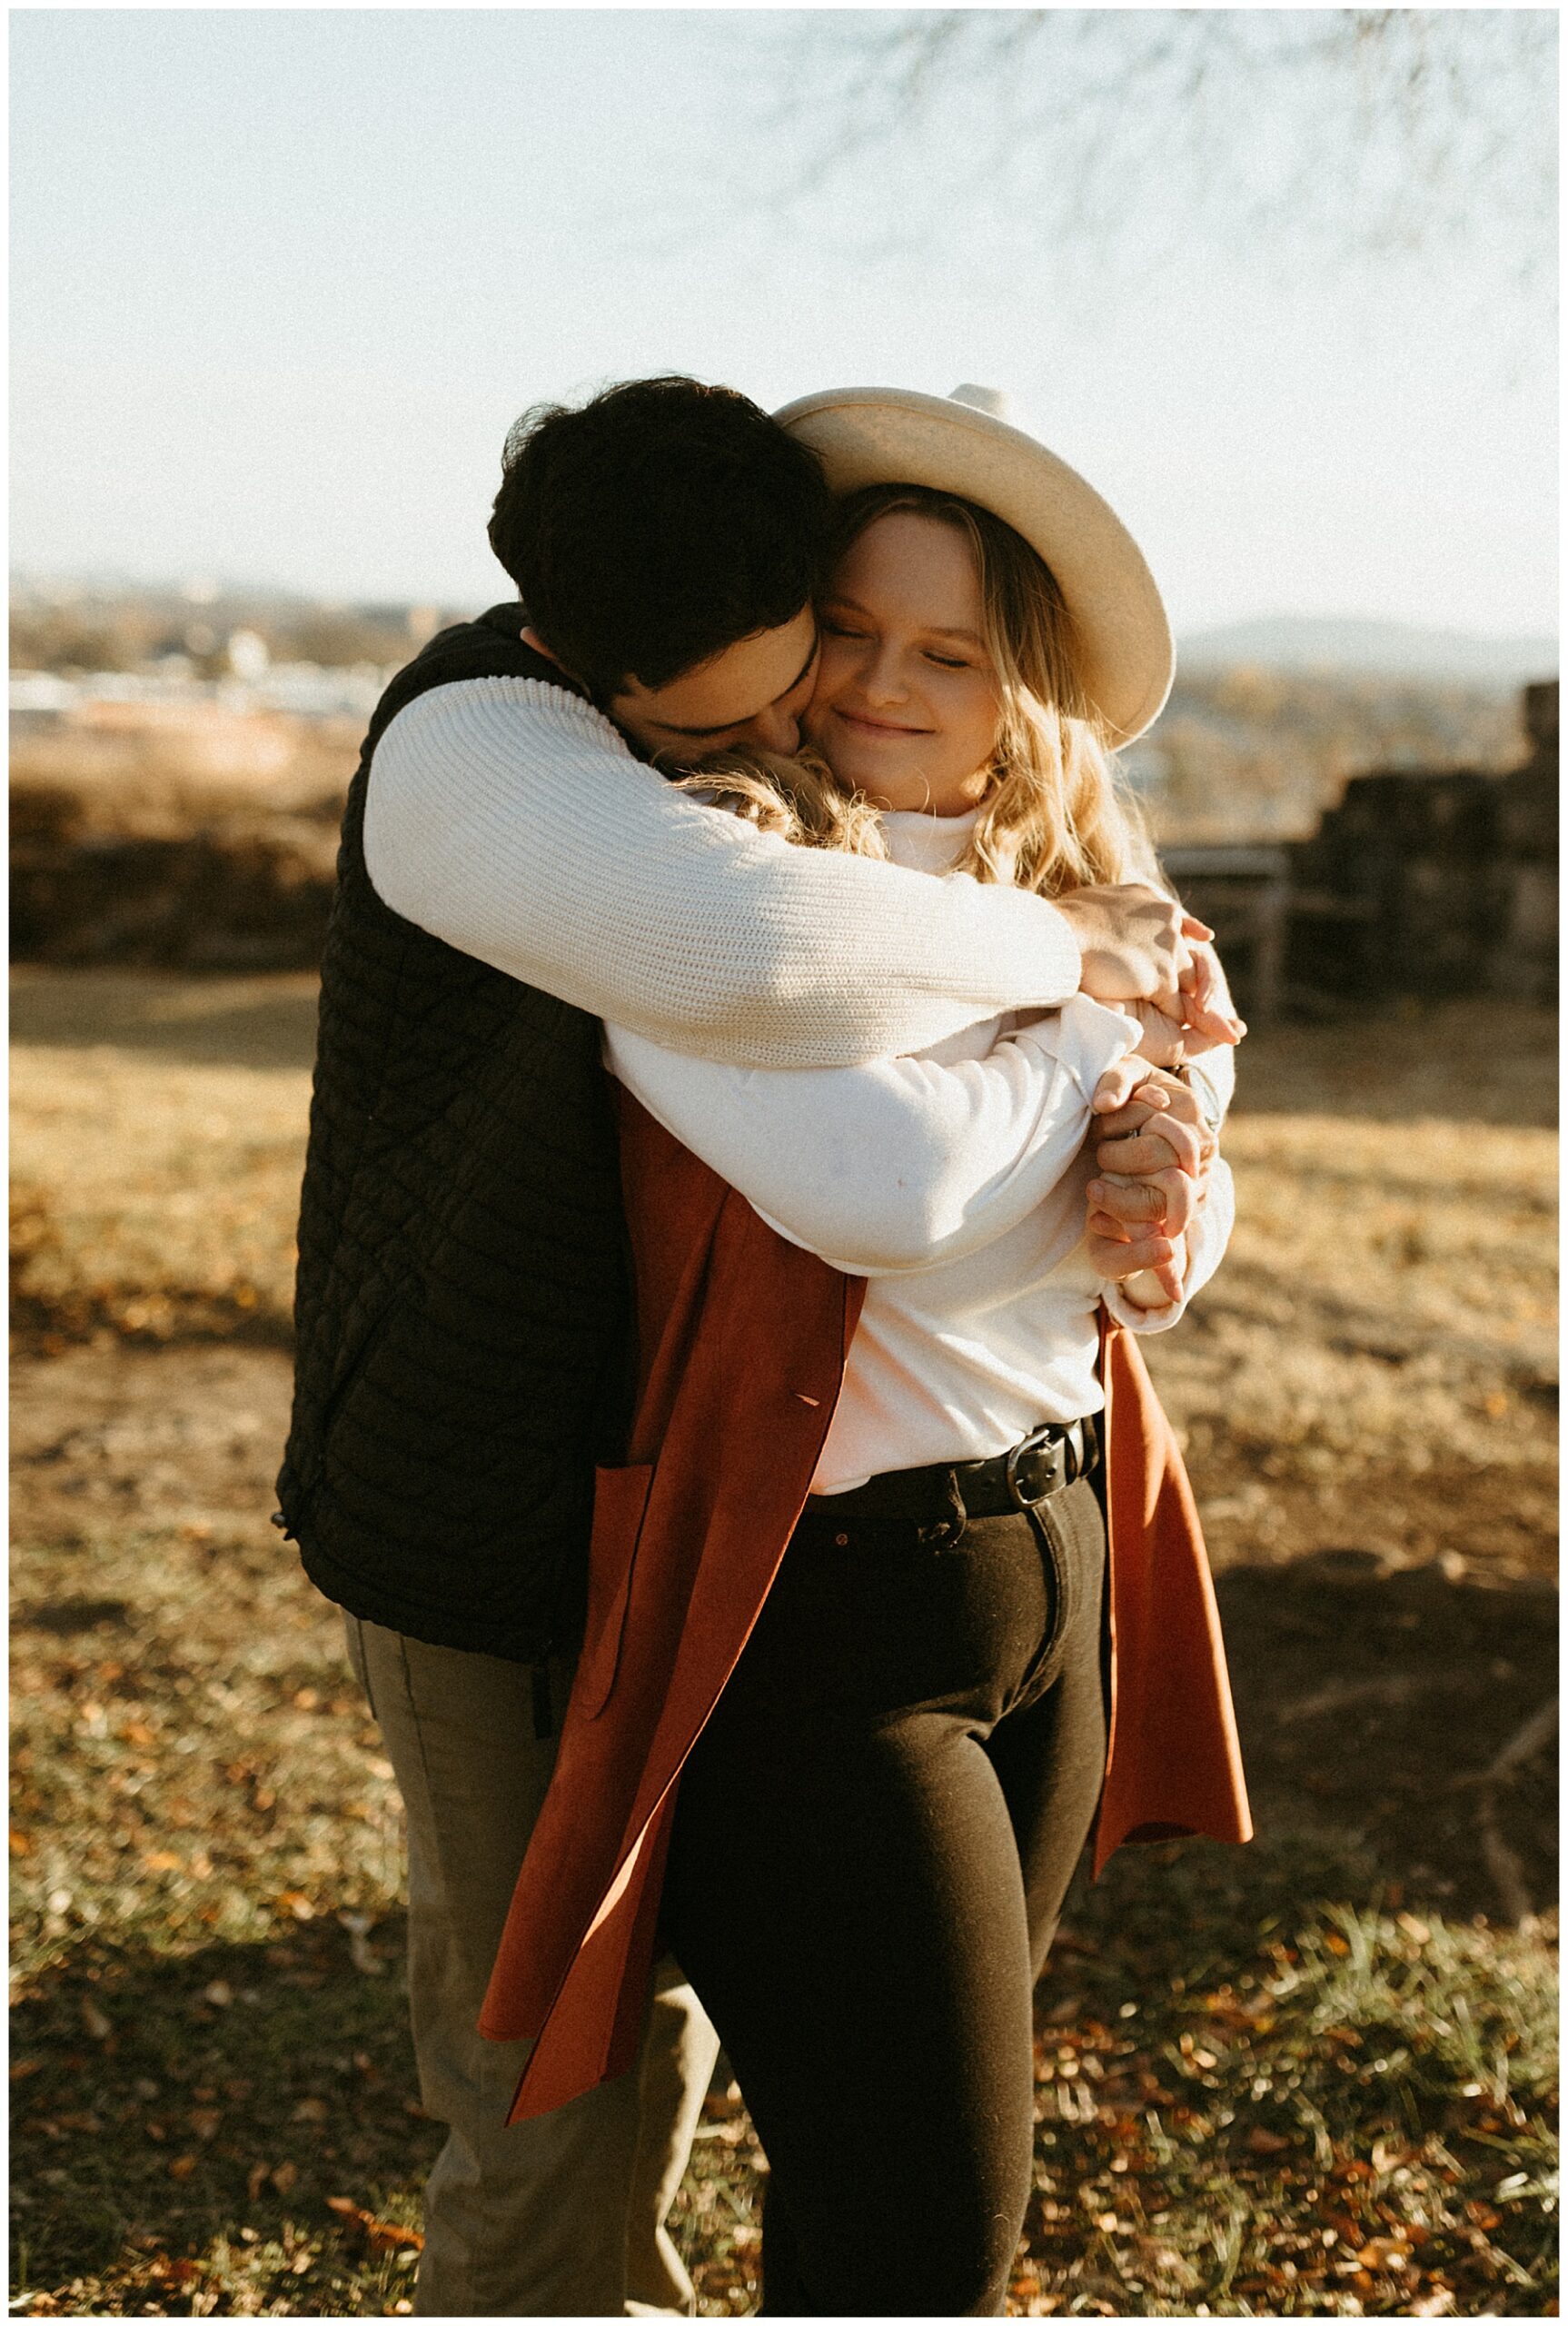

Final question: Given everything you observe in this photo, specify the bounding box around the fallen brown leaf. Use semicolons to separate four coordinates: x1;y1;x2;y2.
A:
168;2153;197;2180
1358;2237;1412;2270
325;2194;424;2253
272;2161;299;2195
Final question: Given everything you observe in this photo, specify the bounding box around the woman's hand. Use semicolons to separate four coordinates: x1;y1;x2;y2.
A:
1090;1066;1211;1178
1123;998;1192;1070
1083;1065;1214;1302
1112;1232;1189;1309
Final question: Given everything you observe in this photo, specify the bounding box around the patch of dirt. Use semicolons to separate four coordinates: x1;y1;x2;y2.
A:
11;1343;295;1546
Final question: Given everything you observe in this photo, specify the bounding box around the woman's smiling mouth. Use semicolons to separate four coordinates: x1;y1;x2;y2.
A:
833;707;930;738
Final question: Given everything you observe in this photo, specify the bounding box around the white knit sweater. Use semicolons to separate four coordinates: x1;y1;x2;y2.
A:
363;678;1087;1068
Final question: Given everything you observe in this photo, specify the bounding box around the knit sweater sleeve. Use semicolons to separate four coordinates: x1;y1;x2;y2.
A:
605;995;1142;1275
362;677;1085;1070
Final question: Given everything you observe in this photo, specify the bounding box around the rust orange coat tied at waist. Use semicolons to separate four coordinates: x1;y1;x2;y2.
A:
480;1092;1252;2123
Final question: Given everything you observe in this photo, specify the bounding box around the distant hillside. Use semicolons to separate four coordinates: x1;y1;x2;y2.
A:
1179;618;1556;688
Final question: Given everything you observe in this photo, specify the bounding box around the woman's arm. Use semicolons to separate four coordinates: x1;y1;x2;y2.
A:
605;995;1143;1275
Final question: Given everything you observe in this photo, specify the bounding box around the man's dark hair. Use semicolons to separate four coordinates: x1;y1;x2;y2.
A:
489;377;838;703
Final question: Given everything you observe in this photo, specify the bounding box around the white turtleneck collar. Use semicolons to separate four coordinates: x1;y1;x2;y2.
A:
879;803;984;877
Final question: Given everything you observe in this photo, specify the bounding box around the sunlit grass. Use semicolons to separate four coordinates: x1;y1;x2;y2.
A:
11;971;1557;2314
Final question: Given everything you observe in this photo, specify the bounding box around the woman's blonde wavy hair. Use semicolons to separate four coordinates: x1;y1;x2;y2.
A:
672;746;889;860
678;482;1158;898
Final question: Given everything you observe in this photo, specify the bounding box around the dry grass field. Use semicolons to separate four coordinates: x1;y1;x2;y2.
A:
11;969;1558;2317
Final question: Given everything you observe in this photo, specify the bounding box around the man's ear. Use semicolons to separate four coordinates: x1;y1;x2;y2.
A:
521;624;562;668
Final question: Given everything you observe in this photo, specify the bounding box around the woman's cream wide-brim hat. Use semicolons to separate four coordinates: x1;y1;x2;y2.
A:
774;383;1174;746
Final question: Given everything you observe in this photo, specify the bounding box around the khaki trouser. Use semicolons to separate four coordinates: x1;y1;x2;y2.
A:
342;1614;721;2318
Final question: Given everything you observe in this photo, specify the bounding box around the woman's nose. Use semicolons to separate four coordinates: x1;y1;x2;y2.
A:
858;644;908;706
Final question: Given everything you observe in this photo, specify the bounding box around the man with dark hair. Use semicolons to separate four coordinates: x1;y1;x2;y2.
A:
489;376;838;717
280;375;1196;2316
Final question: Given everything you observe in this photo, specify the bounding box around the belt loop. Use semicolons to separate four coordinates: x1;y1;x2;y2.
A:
918;1473;967;1545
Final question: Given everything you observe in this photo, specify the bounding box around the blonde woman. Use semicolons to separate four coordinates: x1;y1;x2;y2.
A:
482;391;1251;2317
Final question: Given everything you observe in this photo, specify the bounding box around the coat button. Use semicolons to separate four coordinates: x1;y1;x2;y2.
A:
834;1532;849;1547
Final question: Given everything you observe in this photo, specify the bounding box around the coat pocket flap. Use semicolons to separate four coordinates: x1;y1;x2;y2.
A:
579;1463;656;1719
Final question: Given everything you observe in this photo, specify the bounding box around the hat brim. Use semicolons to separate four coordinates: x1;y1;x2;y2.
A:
774;386;1174;746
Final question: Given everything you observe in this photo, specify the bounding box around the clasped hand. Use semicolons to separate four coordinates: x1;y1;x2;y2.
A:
1083;1064;1216;1307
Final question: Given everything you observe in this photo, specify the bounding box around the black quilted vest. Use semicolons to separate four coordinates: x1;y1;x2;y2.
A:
275;605;630;1662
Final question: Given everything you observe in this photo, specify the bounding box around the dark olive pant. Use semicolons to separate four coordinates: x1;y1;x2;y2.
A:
660;1473;1110;2318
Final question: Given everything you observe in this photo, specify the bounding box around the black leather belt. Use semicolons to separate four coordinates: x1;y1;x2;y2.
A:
803;1415;1102;1530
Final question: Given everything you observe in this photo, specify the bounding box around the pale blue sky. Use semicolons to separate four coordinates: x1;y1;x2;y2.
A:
10;8;1557;636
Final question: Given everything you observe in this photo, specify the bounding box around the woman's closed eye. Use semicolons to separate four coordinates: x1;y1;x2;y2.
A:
821;620;972;671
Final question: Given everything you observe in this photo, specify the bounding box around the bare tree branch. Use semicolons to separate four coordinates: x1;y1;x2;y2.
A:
738;9;1554;293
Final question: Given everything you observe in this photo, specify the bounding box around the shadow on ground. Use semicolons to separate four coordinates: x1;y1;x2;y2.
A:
9;969;322;1073
1216;1552;1557;1924
1229;998;1556;1130
11;1910;441;2307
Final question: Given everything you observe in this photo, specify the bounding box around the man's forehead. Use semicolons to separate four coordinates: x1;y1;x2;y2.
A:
615;608;817;732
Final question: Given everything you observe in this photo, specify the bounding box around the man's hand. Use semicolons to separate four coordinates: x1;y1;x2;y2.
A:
1084;1065;1216;1301
1053;883;1210;1005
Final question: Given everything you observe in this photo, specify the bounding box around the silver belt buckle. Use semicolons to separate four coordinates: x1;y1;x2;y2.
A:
1006;1422;1068;1511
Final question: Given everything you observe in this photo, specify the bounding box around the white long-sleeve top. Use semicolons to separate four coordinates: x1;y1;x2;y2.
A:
607;808;1236;1495
363;676;1088;1067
